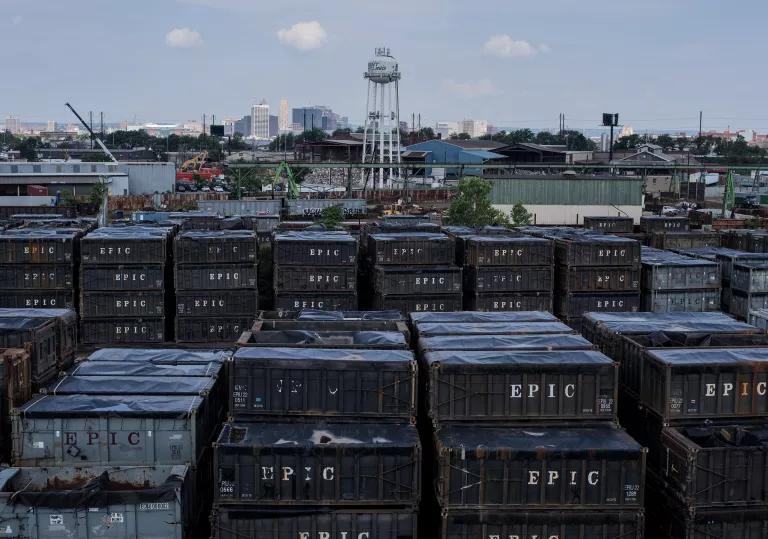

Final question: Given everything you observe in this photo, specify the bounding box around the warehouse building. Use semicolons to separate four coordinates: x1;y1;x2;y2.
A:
403;139;506;179
487;173;643;225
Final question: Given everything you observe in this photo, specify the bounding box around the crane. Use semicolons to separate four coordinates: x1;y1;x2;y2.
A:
65;102;118;163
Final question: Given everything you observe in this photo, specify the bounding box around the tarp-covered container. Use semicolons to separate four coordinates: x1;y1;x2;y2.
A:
211;507;417;539
716;251;768;281
45;375;218;397
0;230;79;264
649;231;721;250
642;258;720;290
731;262;768;293
417;334;594;352
248;318;410;339
80;226;171;265
273;231;357;266
555;236;641;267
0;317;57;385
368;233;454;265
86;347;231;364
294;310;404;321
230;347;416;420
174;230;257;264
410;311;557;323
0;308;77;370
642;289;721;313
441;509;644;539
434;426;645;509
464;236;553;266
70;360;222;378
414;321;575;338
640;348;768;422
13;394;218;466
237;330;407;349
423;349;616;424
214;422;420;506
0;465;194;539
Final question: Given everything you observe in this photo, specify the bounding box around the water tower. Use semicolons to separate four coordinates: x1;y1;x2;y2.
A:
362;48;401;188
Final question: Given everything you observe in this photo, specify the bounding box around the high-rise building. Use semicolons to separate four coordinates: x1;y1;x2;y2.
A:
278;99;289;132
269;115;279;138
251;100;269;139
234;115;251;137
46;120;56;132
459;119;488;138
435;121;459;139
223;119;235;136
292;106;339;132
4;116;21;134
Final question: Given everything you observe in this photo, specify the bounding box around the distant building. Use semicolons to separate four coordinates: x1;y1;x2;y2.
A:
250;101;269;139
234;115;251;137
459;119;488;138
435;121;459;139
620;125;634;138
292;106;339;132
278;99;289;132
290;123;303;135
269;115;279;138
46;120;56;132
4;116;21;135
223;118;235;136
403;139;506;179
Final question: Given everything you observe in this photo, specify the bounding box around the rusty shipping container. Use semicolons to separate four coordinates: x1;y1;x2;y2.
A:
373;294;463;314
0;290;75;310
639;216;690;233
80;226;171;265
79;318;165;344
274;293;358;312
80;265;165;291
175;316;253;344
0;264;73;289
554;291;641;318
175;264;258;291
0;317;57;386
0;230;79;264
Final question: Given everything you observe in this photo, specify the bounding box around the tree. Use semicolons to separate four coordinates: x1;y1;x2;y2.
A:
444;177;509;227
89;181;108;209
613;134;642;150
332;128;352;137
655;134;676;151
511;201;532;226
320;205;344;228
456;132;471;140
18;137;40;161
81;153;113;162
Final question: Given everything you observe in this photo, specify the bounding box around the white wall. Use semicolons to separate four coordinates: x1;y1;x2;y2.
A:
495;204;642;225
119;162;174;195
0;195;56;206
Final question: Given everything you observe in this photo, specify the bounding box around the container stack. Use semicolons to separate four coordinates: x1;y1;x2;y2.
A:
722;228;768;252
174;230;258;344
552;234;642;329
10;347;231;538
462;235;554;311
640;246;721;312
639;215;689;235
580;312;768;538
272;230;359;311
410;311;647;539
713;250;768;318
211;310;419;539
727;260;768;319
583;215;635;234
368;231;460;314
79;226;174;345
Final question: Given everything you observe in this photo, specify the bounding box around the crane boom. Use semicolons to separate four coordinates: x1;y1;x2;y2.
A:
65;102;118;163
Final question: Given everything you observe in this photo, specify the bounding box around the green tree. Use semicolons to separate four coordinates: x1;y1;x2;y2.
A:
320;205;344;228
332;128;352;137
81;153;113;162
613;134;642;150
18;137;40;161
655;134;676;151
268;133;296;151
89;181;108;209
511;201;532;226
444;177;509;227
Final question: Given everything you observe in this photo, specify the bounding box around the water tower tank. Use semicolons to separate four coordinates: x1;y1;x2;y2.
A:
366;48;400;84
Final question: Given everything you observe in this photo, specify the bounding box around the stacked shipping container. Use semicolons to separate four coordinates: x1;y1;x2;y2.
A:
640;246;721;312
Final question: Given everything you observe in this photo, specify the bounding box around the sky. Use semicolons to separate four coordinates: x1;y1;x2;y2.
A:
2;0;768;132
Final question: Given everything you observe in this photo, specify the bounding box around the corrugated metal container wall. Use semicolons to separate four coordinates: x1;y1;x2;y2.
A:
197;199;283;216
488;177;643;206
285;198;367;217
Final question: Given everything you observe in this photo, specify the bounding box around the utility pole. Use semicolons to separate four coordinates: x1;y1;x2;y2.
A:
100;112;104;139
699;111;703;138
89;111;94;149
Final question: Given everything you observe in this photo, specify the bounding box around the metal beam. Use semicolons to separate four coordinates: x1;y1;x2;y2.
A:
228;162;766;172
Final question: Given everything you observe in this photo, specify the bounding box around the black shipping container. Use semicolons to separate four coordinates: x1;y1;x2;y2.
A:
230;347;416;420
81;265;165;291
555;236;641;267
557;266;640;292
80;227;170;265
87;347;231;364
259;310;404;321
649;231;721;250
414;321;576;338
81;291;165;317
374;266;462;295
0;264;73;289
274;266;357;292
70;360;222;378
0;308;77;369
417;333;594;352
80;318;165;344
639;216;690;233
237;330;407;349
466;292;552;312
423;349;616;424
253;319;409;337
174;230;257;264
175;316;252;343
0;231;78;264
583;216;635;233
273;231;358;266
716;251;768;281
465;266;552;293
274;293;358;311
434;425;645;509
0;317;57;385
176;290;258;317
554;291;640;317
175;264;257;291
45;375;218;397
464;236;553;266
373;294;463;313
214;422;420;506
0;290;75;309
410;311;558;323
441;509;644;539
211;508;417;539
368;232;455;265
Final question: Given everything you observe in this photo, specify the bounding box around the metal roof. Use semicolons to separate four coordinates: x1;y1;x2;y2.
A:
463;150;506;160
442;139;506;150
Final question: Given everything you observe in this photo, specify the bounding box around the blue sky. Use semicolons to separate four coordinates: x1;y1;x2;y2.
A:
2;0;767;132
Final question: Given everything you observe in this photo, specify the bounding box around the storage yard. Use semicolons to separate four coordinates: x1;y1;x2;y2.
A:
0;205;767;539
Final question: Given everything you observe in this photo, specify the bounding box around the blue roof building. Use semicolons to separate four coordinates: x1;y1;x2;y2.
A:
403;139;506;179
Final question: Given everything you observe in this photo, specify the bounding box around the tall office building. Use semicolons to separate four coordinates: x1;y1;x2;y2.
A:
291;106;339;132
459;119;488;138
4;116;21;134
278;99;289;133
251;100;269;139
46;120;56;132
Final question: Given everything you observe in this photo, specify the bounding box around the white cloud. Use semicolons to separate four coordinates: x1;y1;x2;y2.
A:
11;15;22;25
442;78;500;99
483;35;545;58
165;27;203;48
277;21;327;51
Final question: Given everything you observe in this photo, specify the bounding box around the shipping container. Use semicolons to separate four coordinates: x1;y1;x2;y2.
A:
175;316;252;344
410;311;558;323
728;289;768;319
374;266;462;295
583;216;635;233
0;309;76;369
0;264;73;289
414;321;575;338
641;254;720;289
554;291;640;317
441;509;644;539
237;330;407;349
230;347;416;420
716;251;768;281
423;349;616;424
466;292;552;312
0;230;78;264
174;230;257;264
80;226;170;265
45;375;218;397
642;289;721;313
465;266;552;293
0;290;75;310
70;360;222;378
241;215;280;233
373;294;463;313
0;465;194;539
214;422;420;506
81;291;165;317
557;266;640;292
13;393;217;466
417;333;593;352
274;266;357;292
0;317;57;386
86;348;231;364
464;236;553;266
197;199;282;216
81;265;165;291
273;232;357;266
748;307;768;330
731;262;768;293
285;198;367;217
0;348;32;456
175;264;257;291
79;318;165;344
639;216;690;233
274;293;358;311
434;425;645;509
211;507;417;539
368;233;454;265
176;290;258;317
555;236;641;267
259;310;405;321
649;231;721;250
252;318;408;336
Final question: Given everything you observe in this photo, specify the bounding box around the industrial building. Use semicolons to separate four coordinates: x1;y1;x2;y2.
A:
402;139;507;178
